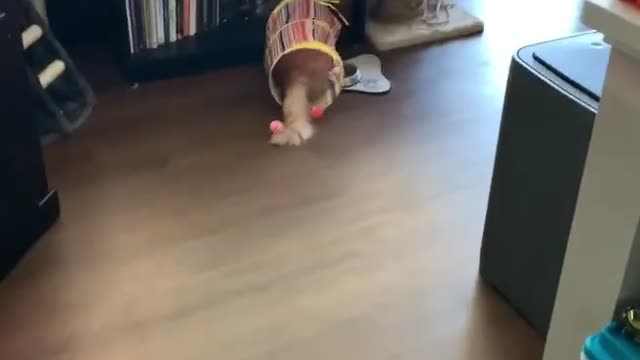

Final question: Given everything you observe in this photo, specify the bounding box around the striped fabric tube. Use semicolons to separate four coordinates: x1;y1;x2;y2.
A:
265;0;346;108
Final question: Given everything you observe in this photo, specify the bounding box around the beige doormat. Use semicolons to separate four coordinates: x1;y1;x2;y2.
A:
366;5;484;51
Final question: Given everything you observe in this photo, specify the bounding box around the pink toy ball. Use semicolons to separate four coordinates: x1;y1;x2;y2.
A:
310;106;325;121
270;107;324;134
269;120;285;133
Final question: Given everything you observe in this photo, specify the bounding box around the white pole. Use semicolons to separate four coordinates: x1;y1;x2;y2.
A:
31;0;47;22
542;47;640;360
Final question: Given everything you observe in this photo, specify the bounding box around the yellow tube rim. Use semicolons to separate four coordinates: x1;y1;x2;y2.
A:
268;40;344;107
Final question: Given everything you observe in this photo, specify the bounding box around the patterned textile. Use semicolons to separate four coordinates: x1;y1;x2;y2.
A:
265;0;346;107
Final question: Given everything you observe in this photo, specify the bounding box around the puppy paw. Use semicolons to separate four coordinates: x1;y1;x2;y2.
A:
270;128;302;146
290;120;314;142
269;122;314;146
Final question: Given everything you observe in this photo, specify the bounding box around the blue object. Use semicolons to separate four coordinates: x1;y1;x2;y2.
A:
582;323;640;360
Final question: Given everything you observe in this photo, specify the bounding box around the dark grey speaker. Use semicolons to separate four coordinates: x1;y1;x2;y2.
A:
479;31;609;336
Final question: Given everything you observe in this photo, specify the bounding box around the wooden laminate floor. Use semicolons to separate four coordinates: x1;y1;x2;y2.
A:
0;1;587;359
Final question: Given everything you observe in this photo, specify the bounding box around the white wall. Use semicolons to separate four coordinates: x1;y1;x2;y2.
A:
31;0;47;21
618;221;640;306
543;47;640;360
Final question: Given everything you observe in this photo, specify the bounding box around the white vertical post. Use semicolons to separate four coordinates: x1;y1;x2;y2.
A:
31;0;47;22
543;48;640;359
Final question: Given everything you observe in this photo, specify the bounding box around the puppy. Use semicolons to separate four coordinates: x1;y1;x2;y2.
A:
264;0;346;146
269;49;335;146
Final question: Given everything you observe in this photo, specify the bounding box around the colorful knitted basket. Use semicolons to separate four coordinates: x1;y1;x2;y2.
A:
265;0;347;108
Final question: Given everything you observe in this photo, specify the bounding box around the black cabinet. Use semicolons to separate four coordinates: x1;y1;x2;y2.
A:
0;0;60;279
45;0;367;82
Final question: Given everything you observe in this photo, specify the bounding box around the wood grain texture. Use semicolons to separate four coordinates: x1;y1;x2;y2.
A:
0;1;586;359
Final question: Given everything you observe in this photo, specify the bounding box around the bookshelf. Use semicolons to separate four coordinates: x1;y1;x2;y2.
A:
120;0;367;82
